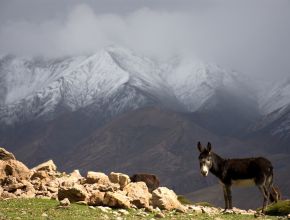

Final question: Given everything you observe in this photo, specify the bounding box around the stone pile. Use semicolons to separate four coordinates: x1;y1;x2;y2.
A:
0;147;262;217
0;147;186;213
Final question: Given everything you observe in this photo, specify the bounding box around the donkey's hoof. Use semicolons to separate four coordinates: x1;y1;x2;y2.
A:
254;211;265;218
222;209;234;214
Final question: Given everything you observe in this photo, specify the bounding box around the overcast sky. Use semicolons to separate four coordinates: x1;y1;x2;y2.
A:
0;0;289;82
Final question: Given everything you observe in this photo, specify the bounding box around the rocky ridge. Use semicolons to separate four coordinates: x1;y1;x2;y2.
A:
0;147;260;217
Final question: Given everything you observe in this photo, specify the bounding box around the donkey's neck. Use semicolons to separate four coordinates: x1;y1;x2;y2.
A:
210;152;226;179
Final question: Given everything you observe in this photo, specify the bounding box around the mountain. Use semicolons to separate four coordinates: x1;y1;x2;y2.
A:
162;57;260;136
0;46;183;125
0;46;289;206
63;106;250;194
250;78;290;152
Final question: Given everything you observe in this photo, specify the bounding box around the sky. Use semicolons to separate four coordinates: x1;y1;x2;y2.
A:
0;0;289;82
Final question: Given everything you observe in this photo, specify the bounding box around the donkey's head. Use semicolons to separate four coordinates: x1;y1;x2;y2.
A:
197;142;212;176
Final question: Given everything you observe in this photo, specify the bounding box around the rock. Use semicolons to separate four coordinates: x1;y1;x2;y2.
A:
58;173;82;188
202;206;219;215
47;186;58;193
287;214;290;219
87;190;105;206
0;148;16;160
109;172;130;189
103;191;131;209
30;170;50;181
0;159;31;182
97;183;120;192
32;160;57;173
152;187;186;212
118;209;129;215
124;182;151;208
96;206;112;213
41;213;48;217
74;201;86;206
3;181;25;192
86;172;110;185
70;170;82;179
187;205;202;213
58;184;88;202
59;198;71;207
19;180;36;198
1;191;17;199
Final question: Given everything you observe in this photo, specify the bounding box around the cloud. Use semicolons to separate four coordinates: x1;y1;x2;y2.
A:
0;1;289;81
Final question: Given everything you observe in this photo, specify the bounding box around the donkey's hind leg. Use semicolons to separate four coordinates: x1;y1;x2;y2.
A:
222;185;229;211
258;185;268;213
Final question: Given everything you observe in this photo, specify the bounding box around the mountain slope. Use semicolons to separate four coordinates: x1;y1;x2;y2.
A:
0;47;183;124
62;107;250;194
250;78;290;151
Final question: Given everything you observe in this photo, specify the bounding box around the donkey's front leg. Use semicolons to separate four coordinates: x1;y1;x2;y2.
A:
223;185;232;211
225;185;233;209
223;185;229;211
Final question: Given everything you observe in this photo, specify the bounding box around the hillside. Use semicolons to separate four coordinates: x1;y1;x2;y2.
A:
0;46;290;208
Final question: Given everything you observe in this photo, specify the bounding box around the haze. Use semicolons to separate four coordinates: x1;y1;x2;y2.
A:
0;0;289;82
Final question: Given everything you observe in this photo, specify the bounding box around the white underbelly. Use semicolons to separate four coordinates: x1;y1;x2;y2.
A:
232;179;255;187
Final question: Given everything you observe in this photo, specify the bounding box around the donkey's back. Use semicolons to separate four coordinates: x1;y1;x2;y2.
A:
225;157;273;184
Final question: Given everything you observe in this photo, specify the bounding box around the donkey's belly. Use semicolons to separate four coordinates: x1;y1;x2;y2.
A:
232;179;255;187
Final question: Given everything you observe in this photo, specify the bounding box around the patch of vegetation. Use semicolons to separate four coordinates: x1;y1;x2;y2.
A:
177;195;194;205
193;201;214;207
265;200;290;216
0;198;282;220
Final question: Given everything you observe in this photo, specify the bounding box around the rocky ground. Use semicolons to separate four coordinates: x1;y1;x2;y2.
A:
0;147;289;220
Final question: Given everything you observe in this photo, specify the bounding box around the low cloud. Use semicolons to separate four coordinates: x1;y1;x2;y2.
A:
0;1;289;82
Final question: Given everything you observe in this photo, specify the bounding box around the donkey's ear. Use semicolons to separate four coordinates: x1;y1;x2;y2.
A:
207;142;212;152
197;141;203;152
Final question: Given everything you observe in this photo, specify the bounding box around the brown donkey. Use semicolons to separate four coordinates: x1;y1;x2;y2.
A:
197;142;274;213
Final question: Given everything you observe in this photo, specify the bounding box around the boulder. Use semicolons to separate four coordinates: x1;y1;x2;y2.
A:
59;198;71;207
87;190;105;206
58;184;88;202
20;180;36;198
86;172;110;185
70;170;82;179
0;148;16;160
124;182;151;208
0;159;31;182
103;191;131;209
1;191;17;199
30;170;50;181
109;172;130;189
152;187;186;212
32;160;57;173
57;173;82;188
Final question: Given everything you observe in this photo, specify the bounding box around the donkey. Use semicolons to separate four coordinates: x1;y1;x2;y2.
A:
197;142;274;213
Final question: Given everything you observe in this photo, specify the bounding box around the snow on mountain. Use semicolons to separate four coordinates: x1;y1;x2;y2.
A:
258;78;290;115
253;78;290;138
0;46;183;124
161;57;252;112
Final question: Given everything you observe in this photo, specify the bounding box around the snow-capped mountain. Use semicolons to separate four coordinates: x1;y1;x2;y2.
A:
162;57;254;112
253;78;290;139
0;46;184;124
258;78;290;115
0;46;254;126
